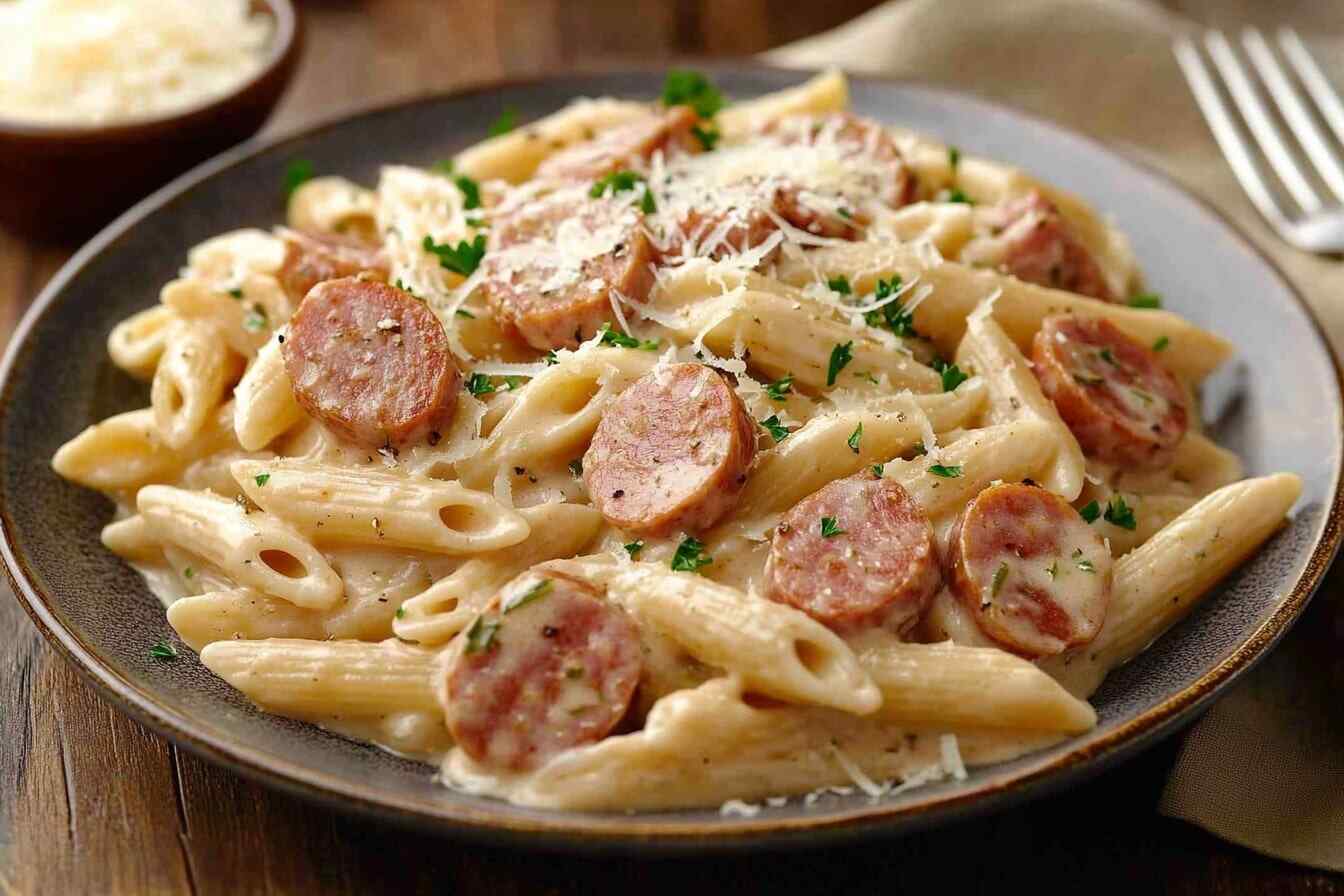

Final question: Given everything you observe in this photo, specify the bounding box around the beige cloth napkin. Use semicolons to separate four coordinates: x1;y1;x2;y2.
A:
769;0;1344;871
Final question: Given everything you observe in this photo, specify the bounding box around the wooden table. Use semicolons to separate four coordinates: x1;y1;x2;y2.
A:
2;2;1341;892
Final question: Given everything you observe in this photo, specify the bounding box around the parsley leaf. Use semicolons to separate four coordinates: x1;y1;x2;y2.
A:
847;422;863;454
826;341;853;387
661;70;726;118
466;373;496;395
543;351;559;366
863;277;917;337
1128;292;1162;309
502;578;553;613
183;566;194;580
928;464;963;478
590;169;646;198
423;234;486;276
1079;500;1101;523
820;516;845;538
432;159;455;175
671;536;712;573
1104;494;1137;530
948;146;961;172
1153;335;1170;352
624;540;645;559
759;415;790;443
871;463;885;478
488;105;518;137
454;175;482;210
254;473;270;487
395;606;406;619
149;640;178;661
454;307;475;318
598;323;660;350
946;187;973;204
931;358;969;392
464;615;501;653
282;159;314;198
827;275;852;295
691;124;721;151
227;287;244;300
765;374;794;402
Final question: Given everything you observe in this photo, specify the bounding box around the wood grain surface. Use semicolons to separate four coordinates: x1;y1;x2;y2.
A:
2;2;1341;893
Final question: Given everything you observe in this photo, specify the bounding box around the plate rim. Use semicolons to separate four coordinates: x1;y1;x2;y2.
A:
4;61;1342;852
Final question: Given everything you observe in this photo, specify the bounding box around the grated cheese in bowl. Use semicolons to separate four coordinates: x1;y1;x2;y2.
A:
0;0;274;126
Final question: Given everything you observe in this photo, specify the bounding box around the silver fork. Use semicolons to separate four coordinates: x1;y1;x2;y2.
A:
1174;27;1344;254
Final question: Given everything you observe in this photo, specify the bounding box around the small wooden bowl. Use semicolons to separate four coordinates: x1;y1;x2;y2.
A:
0;0;301;242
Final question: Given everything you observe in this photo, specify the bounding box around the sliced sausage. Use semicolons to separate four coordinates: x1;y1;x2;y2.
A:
482;191;656;350
1031;314;1188;469
535;106;702;181
763;112;918;211
947;482;1111;658
442;569;642;772
668;198;783;263
764;472;941;633
583;362;756;537
282;277;462;448
967;191;1113;301
277;228;389;305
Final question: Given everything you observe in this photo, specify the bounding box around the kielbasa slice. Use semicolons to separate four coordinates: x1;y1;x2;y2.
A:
482;191;656;350
583;363;756;537
966;191;1113;301
764;473;941;632
535;106;702;181
947;482;1111;658
763;112;918;211
282;277;462;448
442;569;643;772
277;228;389;305
1031;314;1189;470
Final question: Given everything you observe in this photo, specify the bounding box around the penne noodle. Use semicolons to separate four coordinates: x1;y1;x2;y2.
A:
107;305;178;380
232;333;306;451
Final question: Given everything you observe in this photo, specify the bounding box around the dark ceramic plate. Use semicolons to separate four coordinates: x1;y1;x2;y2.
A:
3;66;1341;853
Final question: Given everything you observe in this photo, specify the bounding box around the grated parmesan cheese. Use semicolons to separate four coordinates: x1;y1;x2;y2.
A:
0;0;273;126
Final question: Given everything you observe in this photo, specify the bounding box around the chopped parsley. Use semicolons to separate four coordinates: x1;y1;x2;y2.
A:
282;159;314;198
395;279;420;297
765;374;794;402
948;146;961;172
871;463;885;478
928;464;963;478
671;536;712;573
991;561;1009;596
863;277;917;337
932;358;969;392
826;341;854;387
1128;292;1162;309
759;415;790;443
543;351;559;366
488;105;519;137
1103;494;1137;530
598;323;659;350
432;159;455;174
395;606;406;619
946;187;973;205
1079;500;1101;523
1153;335;1170;352
253;473;271;487
827;275;852;295
691;124;721;151
423;234;486;276
567;458;583;478
182;567;194;580
661;70;726;118
623;540;645;559
820;516;845;538
454;308;475;318
847;422;863;454
453;174;482;210
149;640;178;661
590;170;656;212
227;287;243;300
465;373;496;395
464;615;501;654
503;578;553;613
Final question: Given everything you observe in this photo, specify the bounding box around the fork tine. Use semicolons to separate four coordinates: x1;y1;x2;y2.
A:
1173;36;1292;227
1243;28;1344;202
1205;31;1322;213
1278;28;1344;151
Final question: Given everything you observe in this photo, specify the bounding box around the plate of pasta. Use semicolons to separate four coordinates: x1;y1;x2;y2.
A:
4;65;1342;848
